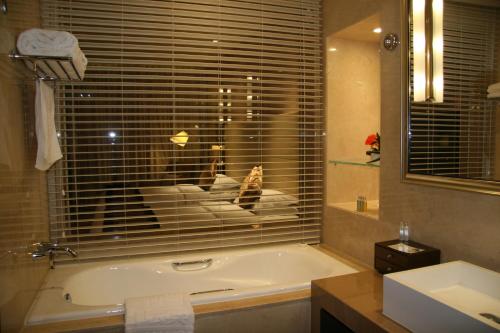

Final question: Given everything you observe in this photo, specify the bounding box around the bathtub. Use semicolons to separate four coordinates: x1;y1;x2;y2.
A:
26;243;358;325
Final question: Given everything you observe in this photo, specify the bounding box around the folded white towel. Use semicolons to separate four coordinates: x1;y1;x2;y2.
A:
35;80;62;171
125;294;194;333
487;82;500;93
17;28;87;80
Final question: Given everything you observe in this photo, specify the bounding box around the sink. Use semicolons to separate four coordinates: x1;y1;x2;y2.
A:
383;261;500;333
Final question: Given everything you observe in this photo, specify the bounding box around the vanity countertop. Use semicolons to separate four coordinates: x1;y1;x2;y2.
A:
311;270;410;333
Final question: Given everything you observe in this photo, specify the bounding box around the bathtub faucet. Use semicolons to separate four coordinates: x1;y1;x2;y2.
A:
31;242;78;269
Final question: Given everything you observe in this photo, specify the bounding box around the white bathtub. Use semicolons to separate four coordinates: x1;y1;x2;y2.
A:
26;244;357;325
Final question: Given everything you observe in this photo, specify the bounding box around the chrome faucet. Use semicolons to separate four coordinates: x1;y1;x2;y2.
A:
31;242;77;269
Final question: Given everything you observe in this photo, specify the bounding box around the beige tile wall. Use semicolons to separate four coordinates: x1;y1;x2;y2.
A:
323;0;500;272
0;1;49;332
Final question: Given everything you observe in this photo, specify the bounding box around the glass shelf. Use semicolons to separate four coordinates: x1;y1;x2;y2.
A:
328;158;380;168
328;200;380;220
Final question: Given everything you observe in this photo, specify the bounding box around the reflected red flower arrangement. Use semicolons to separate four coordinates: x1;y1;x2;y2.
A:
365;132;380;162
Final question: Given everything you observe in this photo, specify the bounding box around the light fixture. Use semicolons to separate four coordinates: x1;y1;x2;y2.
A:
412;0;443;103
373;27;382;34
432;0;444;103
328;47;337;52
108;131;117;138
170;130;189;147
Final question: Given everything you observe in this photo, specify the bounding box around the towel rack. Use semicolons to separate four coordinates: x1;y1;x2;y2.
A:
9;50;83;81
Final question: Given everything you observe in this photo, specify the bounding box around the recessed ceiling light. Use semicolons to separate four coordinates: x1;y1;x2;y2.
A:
373;27;382;34
328;47;337;52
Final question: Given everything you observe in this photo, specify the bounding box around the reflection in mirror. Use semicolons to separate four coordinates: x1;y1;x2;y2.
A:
406;0;500;191
45;0;324;260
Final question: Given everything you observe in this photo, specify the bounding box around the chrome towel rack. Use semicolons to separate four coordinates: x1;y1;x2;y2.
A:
9;50;82;81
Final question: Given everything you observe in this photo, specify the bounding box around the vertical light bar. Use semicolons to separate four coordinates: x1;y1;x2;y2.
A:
412;0;443;103
424;0;434;101
432;0;444;102
412;0;426;102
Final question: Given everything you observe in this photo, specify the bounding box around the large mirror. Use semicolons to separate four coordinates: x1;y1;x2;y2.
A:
402;0;500;195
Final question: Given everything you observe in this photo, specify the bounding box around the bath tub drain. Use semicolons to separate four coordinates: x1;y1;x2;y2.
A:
64;293;72;303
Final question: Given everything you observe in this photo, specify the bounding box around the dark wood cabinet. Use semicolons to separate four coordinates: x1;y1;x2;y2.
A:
374;240;440;274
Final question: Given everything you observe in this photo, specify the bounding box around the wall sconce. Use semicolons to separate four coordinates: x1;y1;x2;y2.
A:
170;130;189;147
412;0;443;103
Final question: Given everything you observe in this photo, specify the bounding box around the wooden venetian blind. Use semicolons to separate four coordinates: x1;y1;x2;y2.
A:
42;0;323;262
408;1;498;180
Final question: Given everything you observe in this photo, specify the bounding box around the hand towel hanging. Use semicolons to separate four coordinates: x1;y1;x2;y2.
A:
35;80;62;171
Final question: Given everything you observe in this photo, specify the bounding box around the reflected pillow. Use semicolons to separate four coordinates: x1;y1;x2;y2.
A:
139;186;184;207
200;201;257;225
210;174;240;191
252;204;298;216
209;190;240;202
258;189;299;206
177;184;210;205
234;189;298;206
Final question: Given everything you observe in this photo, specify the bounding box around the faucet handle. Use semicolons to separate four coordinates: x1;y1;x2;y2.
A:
30;242;77;268
33;241;58;250
31;242;58;258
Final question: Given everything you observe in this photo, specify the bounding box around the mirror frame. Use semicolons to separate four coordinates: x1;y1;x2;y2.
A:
400;0;500;196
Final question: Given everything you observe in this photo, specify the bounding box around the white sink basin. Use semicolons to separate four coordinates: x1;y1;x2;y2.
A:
383;261;500;333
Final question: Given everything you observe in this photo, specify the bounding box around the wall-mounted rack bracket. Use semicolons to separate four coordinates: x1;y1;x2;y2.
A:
9;50;83;81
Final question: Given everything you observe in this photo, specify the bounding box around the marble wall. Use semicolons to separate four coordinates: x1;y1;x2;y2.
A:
323;0;500;272
325;36;380;204
0;1;49;332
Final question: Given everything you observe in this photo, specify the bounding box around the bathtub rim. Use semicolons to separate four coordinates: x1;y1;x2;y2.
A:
22;289;313;333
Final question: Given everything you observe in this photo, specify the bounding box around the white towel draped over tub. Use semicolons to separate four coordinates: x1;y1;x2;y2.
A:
125;293;194;333
35;80;62;171
17;28;87;80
